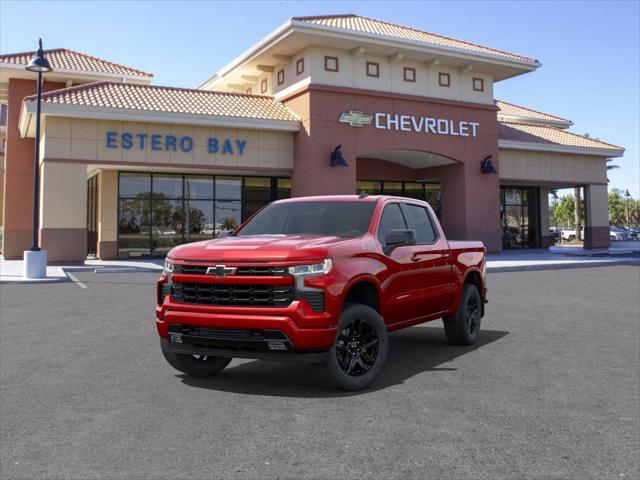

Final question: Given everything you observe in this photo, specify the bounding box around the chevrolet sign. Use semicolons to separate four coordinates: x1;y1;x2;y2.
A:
339;111;480;137
339;111;373;127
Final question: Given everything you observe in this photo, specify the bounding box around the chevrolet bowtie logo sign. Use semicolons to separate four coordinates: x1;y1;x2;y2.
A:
206;265;237;277
339;111;373;127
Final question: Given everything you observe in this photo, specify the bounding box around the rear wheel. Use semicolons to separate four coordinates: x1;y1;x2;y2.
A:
325;303;388;391
160;338;231;377
443;284;482;345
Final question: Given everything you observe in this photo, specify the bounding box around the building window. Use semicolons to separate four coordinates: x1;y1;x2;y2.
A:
277;69;285;85
324;56;339;72
245;87;252;95
296;58;304;75
356;180;441;218
366;61;379;77
117;173;290;258
473;77;484;92
260;78;268;94
403;67;416;82
438;72;450;87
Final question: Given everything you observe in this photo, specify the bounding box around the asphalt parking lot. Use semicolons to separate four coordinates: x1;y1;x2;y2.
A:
1;266;639;479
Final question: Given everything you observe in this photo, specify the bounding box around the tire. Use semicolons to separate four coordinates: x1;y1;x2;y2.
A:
325;303;389;391
568;235;576;242
160;338;231;377
443;284;482;345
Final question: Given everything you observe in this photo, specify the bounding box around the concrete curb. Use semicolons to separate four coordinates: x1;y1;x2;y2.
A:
94;267;159;274
488;259;640;273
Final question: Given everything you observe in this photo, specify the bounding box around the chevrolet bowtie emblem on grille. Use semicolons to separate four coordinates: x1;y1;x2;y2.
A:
206;265;237;277
339;111;373;127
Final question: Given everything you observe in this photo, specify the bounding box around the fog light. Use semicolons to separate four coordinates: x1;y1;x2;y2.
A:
169;333;183;343
267;341;287;351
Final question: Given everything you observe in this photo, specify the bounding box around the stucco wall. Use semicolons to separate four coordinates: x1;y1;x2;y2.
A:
499;148;607;184
42;118;294;171
272;46;494;105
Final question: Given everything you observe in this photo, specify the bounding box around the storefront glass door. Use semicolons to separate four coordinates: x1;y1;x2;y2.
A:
500;186;540;249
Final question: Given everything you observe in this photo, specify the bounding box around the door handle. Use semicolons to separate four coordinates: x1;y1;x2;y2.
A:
440;254;450;260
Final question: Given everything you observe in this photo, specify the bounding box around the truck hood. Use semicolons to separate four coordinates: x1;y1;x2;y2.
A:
168;234;351;263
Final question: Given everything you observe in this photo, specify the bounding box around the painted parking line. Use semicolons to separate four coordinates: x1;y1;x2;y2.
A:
66;272;88;289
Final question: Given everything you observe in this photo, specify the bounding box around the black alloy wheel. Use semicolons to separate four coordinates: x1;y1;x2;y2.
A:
443;284;482;345
335;318;379;376
325;303;389;391
465;292;481;336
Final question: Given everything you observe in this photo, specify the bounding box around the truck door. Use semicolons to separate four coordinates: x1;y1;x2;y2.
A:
401;202;453;315
376;202;427;325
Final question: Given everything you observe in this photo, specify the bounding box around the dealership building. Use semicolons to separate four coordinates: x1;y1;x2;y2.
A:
0;14;624;261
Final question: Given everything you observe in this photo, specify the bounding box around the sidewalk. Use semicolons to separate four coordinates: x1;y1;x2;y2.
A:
2;250;638;283
0;257;163;284
486;249;639;273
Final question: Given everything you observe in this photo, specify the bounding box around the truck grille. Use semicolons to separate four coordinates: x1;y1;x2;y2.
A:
173;264;288;276
172;282;293;307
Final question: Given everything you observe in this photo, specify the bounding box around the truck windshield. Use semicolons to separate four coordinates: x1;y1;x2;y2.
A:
236;201;376;238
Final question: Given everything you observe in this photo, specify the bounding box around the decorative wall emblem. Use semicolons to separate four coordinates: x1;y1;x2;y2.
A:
339;111;373;127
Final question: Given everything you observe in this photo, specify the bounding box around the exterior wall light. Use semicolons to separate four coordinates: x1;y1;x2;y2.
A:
480;154;498;174
23;39;53;279
330;144;348;167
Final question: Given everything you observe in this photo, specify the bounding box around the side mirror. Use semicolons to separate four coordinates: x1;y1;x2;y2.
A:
384;229;416;254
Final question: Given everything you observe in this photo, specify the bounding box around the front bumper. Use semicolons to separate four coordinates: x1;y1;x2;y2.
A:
156;298;338;355
165;324;330;362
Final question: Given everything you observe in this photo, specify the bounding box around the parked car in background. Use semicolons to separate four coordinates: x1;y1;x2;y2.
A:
610;227;629;241
561;227;584;242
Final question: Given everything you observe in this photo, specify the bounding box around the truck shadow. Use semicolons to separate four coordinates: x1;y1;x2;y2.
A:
179;326;508;398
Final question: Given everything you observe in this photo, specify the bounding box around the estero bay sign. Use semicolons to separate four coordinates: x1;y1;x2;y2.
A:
339;111;480;137
105;131;248;155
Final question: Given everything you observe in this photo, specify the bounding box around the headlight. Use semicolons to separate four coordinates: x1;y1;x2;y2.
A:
164;258;175;274
288;258;332;276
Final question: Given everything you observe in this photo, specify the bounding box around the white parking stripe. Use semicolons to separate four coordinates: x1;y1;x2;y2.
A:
66;272;88;289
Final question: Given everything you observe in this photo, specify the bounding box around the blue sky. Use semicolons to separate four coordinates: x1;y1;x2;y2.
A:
1;0;638;197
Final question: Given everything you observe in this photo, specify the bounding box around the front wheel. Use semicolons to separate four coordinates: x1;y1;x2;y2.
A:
443;284;482;345
325;303;389;391
160;338;231;377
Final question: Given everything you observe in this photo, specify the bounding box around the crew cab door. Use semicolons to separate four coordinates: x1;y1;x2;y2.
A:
376;202;428;325
401;202;453;315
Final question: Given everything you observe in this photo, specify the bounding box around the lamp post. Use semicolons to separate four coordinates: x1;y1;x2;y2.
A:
23;39;52;279
625;189;631;229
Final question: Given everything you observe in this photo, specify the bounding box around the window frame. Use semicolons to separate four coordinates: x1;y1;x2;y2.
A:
403;67;416;83
296;58;304;76
260;78;268;94
401;202;440;245
376;202;409;245
366;61;380;78
277;69;285;86
438;72;451;87
472;77;484;92
324;55;339;72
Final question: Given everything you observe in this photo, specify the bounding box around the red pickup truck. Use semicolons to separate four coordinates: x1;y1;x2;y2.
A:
156;195;487;390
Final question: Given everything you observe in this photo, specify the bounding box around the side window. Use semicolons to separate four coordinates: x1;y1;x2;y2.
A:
377;203;407;243
405;204;437;243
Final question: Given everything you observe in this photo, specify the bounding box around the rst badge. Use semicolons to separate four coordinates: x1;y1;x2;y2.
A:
206;265;237;277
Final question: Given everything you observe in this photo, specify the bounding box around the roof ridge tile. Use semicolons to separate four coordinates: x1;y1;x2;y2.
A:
294;14;539;63
496;99;571;123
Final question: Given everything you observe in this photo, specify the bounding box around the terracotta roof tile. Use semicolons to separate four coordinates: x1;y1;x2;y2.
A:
293;14;539;64
499;122;623;153
26;81;299;122
496;100;571;126
0;48;152;77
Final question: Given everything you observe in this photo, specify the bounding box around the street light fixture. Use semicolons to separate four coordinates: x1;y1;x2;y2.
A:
624;189;631;229
23;39;52;279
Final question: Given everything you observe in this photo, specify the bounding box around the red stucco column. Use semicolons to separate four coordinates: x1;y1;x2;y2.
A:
2;78;65;259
